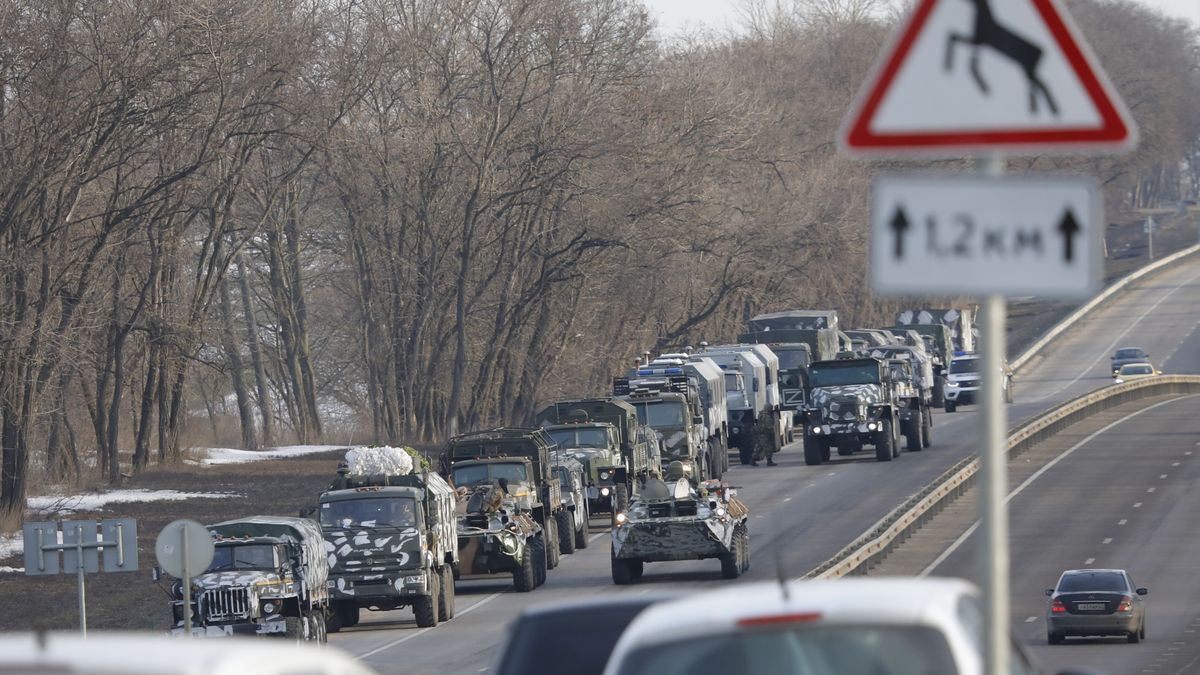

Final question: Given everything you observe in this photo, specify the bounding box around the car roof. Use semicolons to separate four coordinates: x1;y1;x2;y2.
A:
0;632;375;675
516;591;684;619
1061;568;1127;575
606;578;977;666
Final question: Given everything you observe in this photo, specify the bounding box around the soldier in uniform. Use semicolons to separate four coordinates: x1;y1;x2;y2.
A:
752;419;778;466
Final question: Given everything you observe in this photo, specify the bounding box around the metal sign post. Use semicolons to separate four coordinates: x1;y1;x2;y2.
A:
1145;216;1155;261
182;529;192;638
154;519;214;639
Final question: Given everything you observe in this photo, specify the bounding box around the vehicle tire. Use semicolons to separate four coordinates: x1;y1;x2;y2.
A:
285;616;305;642
557;509;576;555
437;565;455;621
822;445;830;462
1141;620;1146;640
922;407;932;448
545;516;560;570
341;603;360;628
532;534;548;587
944;401;957;413
1047;632;1063;645
513;542;537;592
326;605;344;634
804;435;825;466
611;553;634;585
575;501;590;550
836;440;858;457
413;572;440;628
740;525;750;573
630;559;644;580
906;416;923;452
720;542;742;579
932;376;945;407
708;441;723;479
738;439;754;465
613;484;630;516
1128;629;1140;644
875;419;894;462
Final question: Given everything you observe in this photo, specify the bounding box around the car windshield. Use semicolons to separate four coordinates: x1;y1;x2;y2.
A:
320;496;418;528
452;462;529;488
950;359;978;374
1120;364;1154;375
1058;571;1128;593
809;363;880;387
547;427;609;449
1115;348;1146;359
633;402;685;427
554;467;571;490
208;544;276;572
497;601;661;675
616;625;958;675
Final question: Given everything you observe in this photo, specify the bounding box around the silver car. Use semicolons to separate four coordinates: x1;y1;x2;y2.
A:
1046;568;1148;644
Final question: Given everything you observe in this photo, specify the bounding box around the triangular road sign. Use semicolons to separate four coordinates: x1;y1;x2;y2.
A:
840;0;1137;155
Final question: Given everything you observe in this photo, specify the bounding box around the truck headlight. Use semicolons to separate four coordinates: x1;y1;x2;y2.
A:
599;471;610;480
715;506;727;517
615;512;627;525
811;426;822;435
867;422;878;431
263;602;277;614
600;487;611;497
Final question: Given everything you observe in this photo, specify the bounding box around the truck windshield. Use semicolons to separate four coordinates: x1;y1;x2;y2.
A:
547;427;610;449
809;363;880;387
632;402;685;427
320;496;418;528
208;544;277;572
724;373;744;392
775;349;810;369
452;462;529;488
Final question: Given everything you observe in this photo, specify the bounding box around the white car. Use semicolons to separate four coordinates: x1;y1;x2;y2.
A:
602;578;1044;675
944;354;1012;412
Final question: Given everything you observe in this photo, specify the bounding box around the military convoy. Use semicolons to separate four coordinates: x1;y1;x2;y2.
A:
613;370;715;482
319;447;458;630
610;472;750;584
164;516;329;641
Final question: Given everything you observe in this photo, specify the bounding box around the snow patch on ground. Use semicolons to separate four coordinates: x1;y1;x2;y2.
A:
199;445;346;466
27;489;235;515
0;533;21;560
0;566;24;574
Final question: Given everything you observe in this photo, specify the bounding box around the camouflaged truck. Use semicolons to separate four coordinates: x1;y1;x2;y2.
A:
610;473;749;584
551;452;589;553
318;448;458;631
535;398;661;517
801;357;923;464
167;516;329;641
444;428;564;586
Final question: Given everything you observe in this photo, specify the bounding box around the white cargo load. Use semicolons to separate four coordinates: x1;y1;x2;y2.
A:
344;446;415;476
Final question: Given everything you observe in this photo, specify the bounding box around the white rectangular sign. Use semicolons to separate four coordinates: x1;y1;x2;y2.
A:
871;174;1100;298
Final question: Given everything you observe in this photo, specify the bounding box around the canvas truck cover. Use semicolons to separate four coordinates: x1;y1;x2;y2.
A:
446;427;555;485
534;398;638;453
895;308;975;353
208;516;328;593
739;327;840;363
748;310;839;332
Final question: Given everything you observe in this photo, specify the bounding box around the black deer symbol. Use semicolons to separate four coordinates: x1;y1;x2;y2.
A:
945;0;1059;116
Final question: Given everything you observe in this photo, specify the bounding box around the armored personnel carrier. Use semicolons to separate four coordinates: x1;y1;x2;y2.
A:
454;481;546;592
609;470;749;585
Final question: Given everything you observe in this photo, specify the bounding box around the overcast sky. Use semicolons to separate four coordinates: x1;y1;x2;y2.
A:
644;0;1200;35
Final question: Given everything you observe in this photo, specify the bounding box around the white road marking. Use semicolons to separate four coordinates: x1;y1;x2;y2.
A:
356;592;504;660
1148;487;1157;493
783;497;793;503
1102;538;1113;544
1173;462;1181;467
919;397;1192;576
588;530;609;543
1024;616;1037;623
1085;558;1095;565
1118;519;1128;525
1134;502;1143;508
1160;474;1169;479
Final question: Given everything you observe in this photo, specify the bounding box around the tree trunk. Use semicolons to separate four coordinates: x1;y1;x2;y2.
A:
220;275;258;451
238;254;274;447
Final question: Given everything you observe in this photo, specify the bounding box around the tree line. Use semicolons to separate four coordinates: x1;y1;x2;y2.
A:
1;0;1197;515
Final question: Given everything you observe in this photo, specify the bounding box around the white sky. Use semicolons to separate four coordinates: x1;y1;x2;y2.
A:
644;0;1200;35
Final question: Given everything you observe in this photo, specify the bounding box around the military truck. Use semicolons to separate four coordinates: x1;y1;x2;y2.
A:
701;344;793;465
801;357;915;464
743;311;841;364
610;473;749;584
165;516;329;641
614;374;712;483
890;320;953;406
535;398;660;516
636;353;729;477
551;452;589;553
444;428;565;574
896;308;976;354
318;447;457;630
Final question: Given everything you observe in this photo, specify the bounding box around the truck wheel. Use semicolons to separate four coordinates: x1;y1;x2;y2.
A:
557;509;576;555
803;435;825;466
309;613;327;643
437;565;455;620
630;559;644;580
739;525;750;573
875;419;895;462
932;376;945;407
708;441;723;479
613;484;630;517
611;553;634;585
944;400;957;413
532;534;548;587
720;529;744;580
513;542;537;592
285;616;305;642
922;407;932;448
545;517;560;570
413;572;440;627
575;501;589;550
738;439;754;465
906;416;923;452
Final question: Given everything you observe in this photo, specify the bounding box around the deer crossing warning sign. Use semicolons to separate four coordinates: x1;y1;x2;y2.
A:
840;0;1136;155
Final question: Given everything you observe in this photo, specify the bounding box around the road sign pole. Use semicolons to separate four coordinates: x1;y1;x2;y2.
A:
181;530;192;638
979;155;1009;675
75;524;87;637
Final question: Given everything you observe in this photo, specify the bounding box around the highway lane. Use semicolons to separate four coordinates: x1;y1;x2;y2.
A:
923;395;1200;675
331;257;1200;674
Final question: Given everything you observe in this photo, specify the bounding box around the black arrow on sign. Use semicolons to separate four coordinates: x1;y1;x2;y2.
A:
891;206;910;259
1057;209;1081;262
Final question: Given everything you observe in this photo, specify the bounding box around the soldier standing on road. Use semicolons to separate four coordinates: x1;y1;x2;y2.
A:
752;420;778;467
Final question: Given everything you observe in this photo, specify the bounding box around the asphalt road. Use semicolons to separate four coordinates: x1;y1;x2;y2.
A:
331;258;1200;674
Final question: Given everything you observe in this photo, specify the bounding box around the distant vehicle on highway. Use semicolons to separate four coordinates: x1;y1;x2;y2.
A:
1046;568;1148;645
1113;362;1160;383
944;354;1013;412
491;593;679;675
0;632;374;675
602;577;1045;675
1110;347;1150;375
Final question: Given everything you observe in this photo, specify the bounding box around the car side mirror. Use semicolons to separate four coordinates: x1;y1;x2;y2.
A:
1045;589;1054;596
1136;588;1148;596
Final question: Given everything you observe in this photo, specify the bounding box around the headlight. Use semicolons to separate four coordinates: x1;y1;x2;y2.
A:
867;422;878;431
731;426;741;435
599;471;610;480
715;506;727;517
600;487;611;496
263;602;277;614
811;426;822;435
615;512;627;525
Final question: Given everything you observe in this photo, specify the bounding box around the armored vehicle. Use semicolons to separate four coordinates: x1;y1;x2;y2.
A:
318;447;457;630
610;474;749;584
635;354;729;477
167;516;329;641
445;427;564;576
801;357;915;464
614;375;711;482
454;480;546;591
535;398;660;516
551;452;589;553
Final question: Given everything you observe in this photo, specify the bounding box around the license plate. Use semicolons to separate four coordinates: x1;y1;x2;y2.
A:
1076;602;1106;610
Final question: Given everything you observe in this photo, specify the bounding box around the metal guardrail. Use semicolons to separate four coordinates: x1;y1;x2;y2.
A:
1011;243;1199;373
803;375;1200;580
